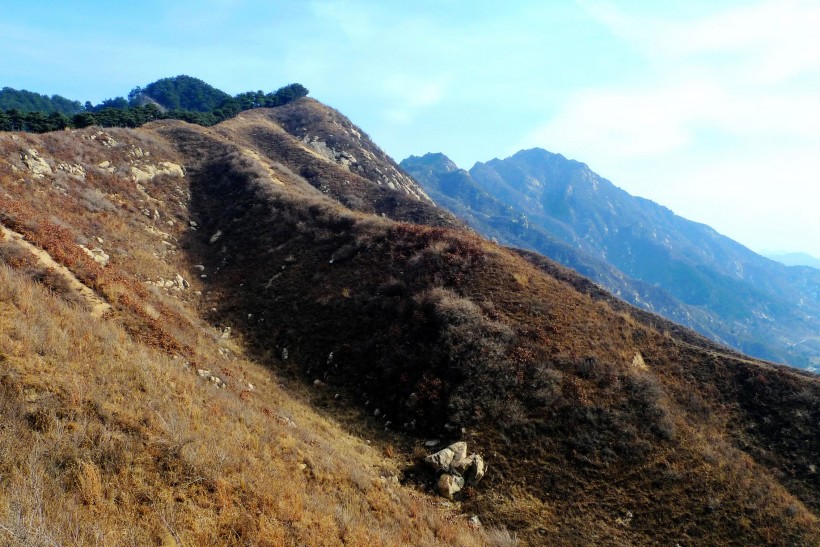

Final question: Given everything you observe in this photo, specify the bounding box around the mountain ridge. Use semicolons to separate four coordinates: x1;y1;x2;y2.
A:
402;149;820;370
765;251;820;269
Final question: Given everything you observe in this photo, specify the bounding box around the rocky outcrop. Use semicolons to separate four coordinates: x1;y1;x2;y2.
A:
57;162;86;178
197;369;225;388
130;161;184;183
79;245;110;267
152;273;189;291
268;99;435;204
21;149;52;178
424;441;486;499
302;136;358;169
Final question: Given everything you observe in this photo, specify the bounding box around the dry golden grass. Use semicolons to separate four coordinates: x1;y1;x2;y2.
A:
2;109;818;546
0;128;506;546
148;113;819;545
0;262;500;545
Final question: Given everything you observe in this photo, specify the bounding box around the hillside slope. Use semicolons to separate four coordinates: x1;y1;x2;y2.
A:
0;100;818;545
0;126;495;546
153;103;819;544
403;150;820;370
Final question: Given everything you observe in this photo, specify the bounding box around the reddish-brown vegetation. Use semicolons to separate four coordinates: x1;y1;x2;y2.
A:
0;99;817;545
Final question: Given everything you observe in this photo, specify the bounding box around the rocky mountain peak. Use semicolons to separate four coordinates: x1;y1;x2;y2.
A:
266;98;433;204
402;152;461;175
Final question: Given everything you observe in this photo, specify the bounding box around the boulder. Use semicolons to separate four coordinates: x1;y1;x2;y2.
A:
175;273;189;290
425;441;486;498
424;441;467;472
632;352;648;370
436;474;464;499
450;441;468;466
196;368;225;388
455;454;486;484
21;149;52;178
129;161;184;183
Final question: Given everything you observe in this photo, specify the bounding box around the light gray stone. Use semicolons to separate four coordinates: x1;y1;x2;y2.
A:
436;473;464;499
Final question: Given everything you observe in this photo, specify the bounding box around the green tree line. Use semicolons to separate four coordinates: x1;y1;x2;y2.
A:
0;87;83;115
0;82;309;133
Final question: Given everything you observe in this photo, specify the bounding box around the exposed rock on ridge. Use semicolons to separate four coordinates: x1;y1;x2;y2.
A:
268;98;434;203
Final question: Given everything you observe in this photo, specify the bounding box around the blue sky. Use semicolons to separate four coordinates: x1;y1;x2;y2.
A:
3;0;819;256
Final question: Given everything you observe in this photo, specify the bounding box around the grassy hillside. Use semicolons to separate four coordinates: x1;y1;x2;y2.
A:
0;99;818;545
0;126;497;546
157;104;818;544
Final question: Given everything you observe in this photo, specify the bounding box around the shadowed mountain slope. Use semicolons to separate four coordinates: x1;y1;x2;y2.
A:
402;150;820;371
0;99;818;545
0;124;493;546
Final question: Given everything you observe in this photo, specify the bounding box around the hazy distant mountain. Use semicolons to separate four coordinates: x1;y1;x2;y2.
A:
402;149;820;370
401;153;711;329
765;251;820;269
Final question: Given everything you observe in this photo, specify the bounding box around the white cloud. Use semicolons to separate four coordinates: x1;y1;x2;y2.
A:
379;76;449;124
524;76;820;164
523;79;723;159
643;150;820;256
521;1;820;253
382;75;447;109
579;0;820;85
537;0;820;159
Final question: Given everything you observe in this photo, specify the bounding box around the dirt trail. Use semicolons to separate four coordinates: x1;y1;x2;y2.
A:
0;223;111;318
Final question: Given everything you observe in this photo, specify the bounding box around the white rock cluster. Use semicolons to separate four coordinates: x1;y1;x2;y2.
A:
424;441;486;499
197;369;225;388
153;273;189;291
78;245;110;267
